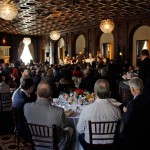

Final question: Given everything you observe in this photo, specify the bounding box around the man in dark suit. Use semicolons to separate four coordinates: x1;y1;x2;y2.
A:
138;49;150;98
12;77;34;142
24;81;73;150
121;77;150;150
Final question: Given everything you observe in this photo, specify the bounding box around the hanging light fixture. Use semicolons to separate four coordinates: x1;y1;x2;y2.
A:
21;37;33;65
100;19;115;33
0;0;18;21
23;38;31;45
50;31;60;41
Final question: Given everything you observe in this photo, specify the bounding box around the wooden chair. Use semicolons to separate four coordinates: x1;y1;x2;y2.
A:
12;107;32;149
27;123;58;150
119;87;133;104
88;120;119;150
12;107;20;150
0;92;12;112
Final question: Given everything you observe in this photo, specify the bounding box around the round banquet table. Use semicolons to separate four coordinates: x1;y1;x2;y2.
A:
53;98;122;150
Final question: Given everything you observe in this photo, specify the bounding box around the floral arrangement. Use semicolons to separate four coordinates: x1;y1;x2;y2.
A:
74;89;85;94
74;89;95;104
85;93;95;103
61;89;95;105
74;89;84;99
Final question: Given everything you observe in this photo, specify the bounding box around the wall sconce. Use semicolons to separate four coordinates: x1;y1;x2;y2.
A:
119;51;123;56
2;37;6;44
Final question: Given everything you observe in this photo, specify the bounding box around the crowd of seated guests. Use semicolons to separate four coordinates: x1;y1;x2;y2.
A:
0;57;139;101
0;50;150;149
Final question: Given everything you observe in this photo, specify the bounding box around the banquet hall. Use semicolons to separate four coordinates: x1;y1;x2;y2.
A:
0;0;150;150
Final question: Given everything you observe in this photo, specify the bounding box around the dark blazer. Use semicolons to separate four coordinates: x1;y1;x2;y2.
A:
12;88;31;114
33;74;41;93
139;57;150;98
79;75;95;92
12;88;32;141
121;93;150;149
138;57;150;85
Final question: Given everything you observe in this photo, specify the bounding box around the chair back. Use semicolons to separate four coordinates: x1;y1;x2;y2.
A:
27;123;58;150
119;88;133;104
88;120;119;150
12;107;20;150
0;92;12;112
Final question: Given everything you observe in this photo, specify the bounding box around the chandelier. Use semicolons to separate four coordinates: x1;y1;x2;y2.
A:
50;31;60;41
23;38;31;45
100;19;115;33
0;0;18;21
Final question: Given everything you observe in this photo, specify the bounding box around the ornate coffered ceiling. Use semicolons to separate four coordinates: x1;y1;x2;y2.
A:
0;0;150;36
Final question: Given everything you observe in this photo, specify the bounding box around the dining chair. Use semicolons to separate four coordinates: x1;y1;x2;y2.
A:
0;92;12;112
88;120;120;150
12;107;33;149
12;107;20;150
27;123;58;150
119;87;133;104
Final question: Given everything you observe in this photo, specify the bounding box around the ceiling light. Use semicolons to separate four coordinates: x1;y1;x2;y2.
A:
23;38;31;45
0;0;18;21
100;19;115;33
50;31;60;41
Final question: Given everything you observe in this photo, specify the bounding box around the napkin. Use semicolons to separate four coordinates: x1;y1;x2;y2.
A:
65;109;77;117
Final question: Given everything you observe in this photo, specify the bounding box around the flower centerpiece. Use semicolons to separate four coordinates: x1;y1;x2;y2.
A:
85;92;95;103
74;89;85;98
74;89;95;104
67;89;95;105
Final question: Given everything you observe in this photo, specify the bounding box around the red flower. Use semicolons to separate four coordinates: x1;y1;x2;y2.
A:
74;89;84;93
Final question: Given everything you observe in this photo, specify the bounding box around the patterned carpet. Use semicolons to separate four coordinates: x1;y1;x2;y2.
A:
0;134;32;150
0;112;32;150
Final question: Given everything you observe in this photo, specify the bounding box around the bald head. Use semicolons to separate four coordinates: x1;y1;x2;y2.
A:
37;81;52;99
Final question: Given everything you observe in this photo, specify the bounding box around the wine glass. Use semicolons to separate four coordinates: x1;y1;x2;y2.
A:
78;96;83;105
58;92;64;106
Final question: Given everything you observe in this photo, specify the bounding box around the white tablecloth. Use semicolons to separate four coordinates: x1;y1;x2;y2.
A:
53;98;122;150
67;117;83;150
65;104;84;150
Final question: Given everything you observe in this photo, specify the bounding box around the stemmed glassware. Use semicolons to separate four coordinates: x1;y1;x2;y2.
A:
58;92;64;106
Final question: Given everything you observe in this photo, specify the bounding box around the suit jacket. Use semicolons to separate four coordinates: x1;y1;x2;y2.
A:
138;57;150;85
138;57;150;98
12;88;32;141
12;88;31;111
24;98;69;145
79;75;95;92
122;93;150;149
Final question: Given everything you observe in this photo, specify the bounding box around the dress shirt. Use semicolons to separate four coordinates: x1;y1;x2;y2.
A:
21;89;30;98
77;98;122;144
133;93;140;99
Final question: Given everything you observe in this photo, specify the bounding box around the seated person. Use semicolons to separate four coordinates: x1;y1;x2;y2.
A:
71;56;76;64
79;68;95;93
24;81;73;150
121;77;150;150
12;77;34;142
127;65;136;79
0;74;10;93
58;69;75;94
8;73;20;89
0;74;10;112
72;65;83;78
42;69;58;98
77;79;122;150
